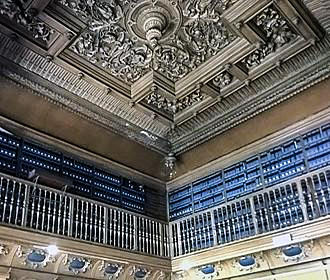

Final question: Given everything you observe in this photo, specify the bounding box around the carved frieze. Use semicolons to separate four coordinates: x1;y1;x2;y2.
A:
0;0;55;42
145;90;176;114
176;90;205;113
145;87;205;115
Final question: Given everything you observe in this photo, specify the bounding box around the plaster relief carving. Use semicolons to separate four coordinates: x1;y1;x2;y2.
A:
171;271;188;280
212;71;233;89
241;6;297;69
57;0;125;25
176;90;205;113
145;86;205;114
60;0;235;84
194;264;219;279
153;44;190;82
181;0;235;19
62;254;91;274
98;261;124;280
128;266;151;280
16;246;55;269
0;244;9;256
275;242;314;263
232;254;263;271
0;0;55;42
71;25;152;83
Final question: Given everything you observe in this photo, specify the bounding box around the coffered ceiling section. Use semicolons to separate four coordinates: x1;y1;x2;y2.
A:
0;0;328;154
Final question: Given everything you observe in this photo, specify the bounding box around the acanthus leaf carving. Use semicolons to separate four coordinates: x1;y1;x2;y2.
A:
181;0;235;20
0;0;55;42
242;6;297;69
153;44;190;82
72;26;152;83
212;71;233;88
61;0;236;83
145;87;205;114
0;244;9;256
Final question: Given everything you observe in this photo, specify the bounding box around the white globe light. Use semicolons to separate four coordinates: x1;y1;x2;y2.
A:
47;245;59;256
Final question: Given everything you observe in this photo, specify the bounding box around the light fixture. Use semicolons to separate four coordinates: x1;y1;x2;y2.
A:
46;245;59;256
164;152;177;179
180;261;193;271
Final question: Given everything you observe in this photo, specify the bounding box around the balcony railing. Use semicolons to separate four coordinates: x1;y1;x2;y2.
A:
1;166;330;259
0;172;170;258
170;166;330;257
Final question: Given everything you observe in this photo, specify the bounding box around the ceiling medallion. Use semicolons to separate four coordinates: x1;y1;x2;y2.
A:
126;0;182;48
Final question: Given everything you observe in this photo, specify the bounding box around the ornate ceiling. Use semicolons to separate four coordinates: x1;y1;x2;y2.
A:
0;0;329;155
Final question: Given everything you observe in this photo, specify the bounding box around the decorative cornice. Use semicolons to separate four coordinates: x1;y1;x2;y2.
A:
171;36;330;154
0;228;171;279
0;0;328;156
0;69;170;154
0;33;170;139
167;107;330;189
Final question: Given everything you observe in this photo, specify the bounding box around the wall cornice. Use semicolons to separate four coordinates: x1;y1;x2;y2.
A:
167;107;330;190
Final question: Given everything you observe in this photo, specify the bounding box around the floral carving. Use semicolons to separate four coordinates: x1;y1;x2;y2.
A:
232;254;262;271
60;0;235;83
128;266;151;280
63;254;91;274
194;264;219;279
182;19;234;60
275;242;313;263
0;244;9;256
0;0;55;42
71;26;152;83
256;7;296;47
145;87;205;114
145;91;176;114
242;7;297;69
57;0;124;25
98;261;124;280
212;71;233;88
182;0;233;20
171;271;188;280
16;246;56;269
153;44;190;81
176;91;205;112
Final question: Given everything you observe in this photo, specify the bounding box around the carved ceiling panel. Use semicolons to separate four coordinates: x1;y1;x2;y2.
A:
59;0;236;84
0;0;327;155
